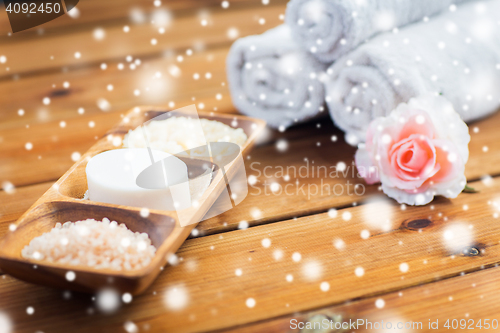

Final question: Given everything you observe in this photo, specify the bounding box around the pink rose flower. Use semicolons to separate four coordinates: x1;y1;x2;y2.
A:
355;94;470;205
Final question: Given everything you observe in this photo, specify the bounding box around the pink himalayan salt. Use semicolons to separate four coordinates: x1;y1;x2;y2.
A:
21;218;156;271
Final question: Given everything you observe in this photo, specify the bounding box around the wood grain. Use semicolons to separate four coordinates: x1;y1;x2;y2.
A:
0;181;53;239
224;263;500;332
0;0;288;37
2;109;500;237
0;110;360;234
0;47;235;130
2;107;500;235
0;111;121;186
0;177;497;332
197;109;500;234
0;4;284;77
0;0;499;331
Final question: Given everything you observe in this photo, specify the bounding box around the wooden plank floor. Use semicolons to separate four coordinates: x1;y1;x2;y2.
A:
1;1;499;332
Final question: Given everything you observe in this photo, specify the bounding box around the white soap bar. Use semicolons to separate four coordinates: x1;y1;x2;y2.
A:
86;148;190;211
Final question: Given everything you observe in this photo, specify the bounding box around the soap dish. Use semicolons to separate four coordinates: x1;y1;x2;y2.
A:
0;106;265;295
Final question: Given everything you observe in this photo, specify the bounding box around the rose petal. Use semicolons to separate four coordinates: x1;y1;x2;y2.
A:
357;94;469;206
381;183;435;206
355;147;380;184
431;139;465;183
385;135;439;190
396;110;436;142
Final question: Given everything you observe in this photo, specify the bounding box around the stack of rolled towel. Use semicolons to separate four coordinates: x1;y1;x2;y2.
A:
226;25;328;129
227;0;500;144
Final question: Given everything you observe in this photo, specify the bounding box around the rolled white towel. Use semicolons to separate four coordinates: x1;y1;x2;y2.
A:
286;0;475;63
324;0;500;145
226;25;328;129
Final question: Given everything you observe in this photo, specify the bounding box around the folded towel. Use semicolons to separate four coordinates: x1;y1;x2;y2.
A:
324;0;500;145
226;25;328;129
286;0;475;63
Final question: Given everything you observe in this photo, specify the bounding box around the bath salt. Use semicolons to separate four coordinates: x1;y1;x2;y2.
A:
21;218;156;271
123;116;247;154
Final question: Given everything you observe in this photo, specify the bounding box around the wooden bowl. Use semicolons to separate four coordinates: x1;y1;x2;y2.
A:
0;106;265;295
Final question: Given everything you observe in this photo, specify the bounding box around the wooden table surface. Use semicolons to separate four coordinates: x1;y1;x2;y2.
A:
1;1;500;332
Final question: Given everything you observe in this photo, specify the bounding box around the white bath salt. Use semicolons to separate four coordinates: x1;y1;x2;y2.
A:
123;116;247;154
21;218;156;271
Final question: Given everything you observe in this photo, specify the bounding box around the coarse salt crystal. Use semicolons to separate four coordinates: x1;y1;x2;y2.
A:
21;219;156;271
123;116;247;154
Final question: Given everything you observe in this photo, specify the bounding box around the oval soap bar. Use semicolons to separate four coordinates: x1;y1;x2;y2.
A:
86;148;190;211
